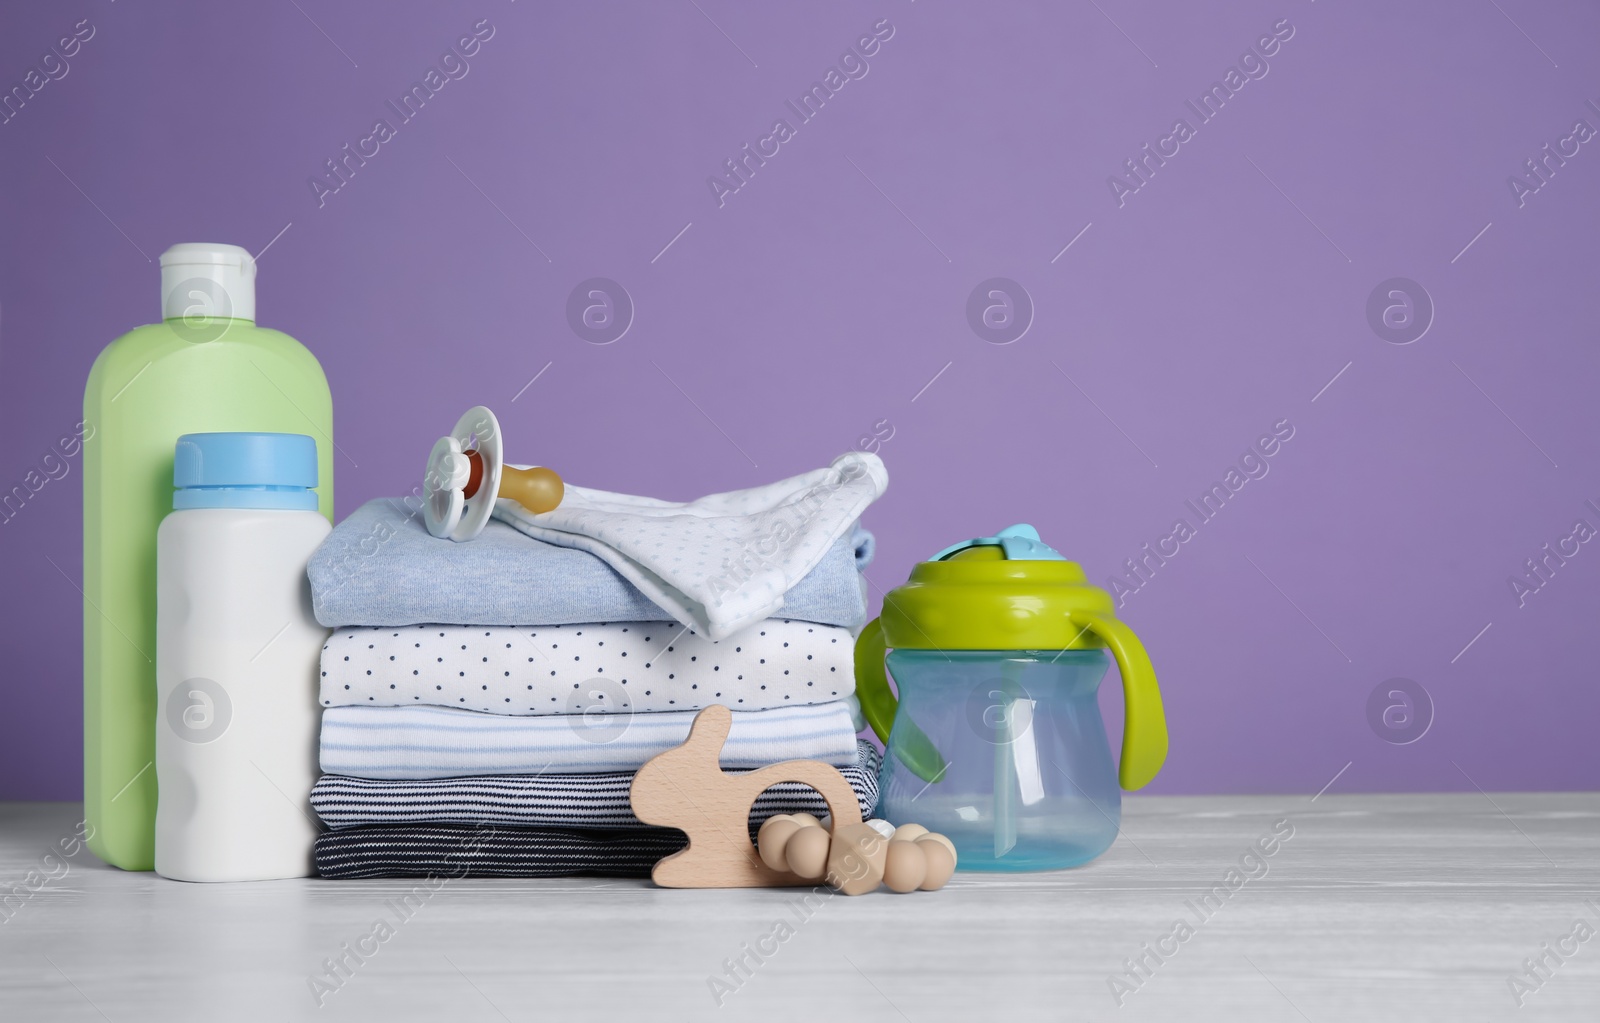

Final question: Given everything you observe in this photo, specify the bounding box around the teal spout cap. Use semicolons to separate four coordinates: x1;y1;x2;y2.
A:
931;523;1066;562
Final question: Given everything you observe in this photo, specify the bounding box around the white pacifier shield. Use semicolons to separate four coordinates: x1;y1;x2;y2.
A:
453;406;503;542
423;405;505;542
423;436;466;539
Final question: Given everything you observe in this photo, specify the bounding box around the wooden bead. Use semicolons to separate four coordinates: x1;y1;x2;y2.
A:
757;816;800;872
915;835;957;891
785;825;831;880
828;822;889;896
891;823;929;843
788;812;824;832
882;840;927;893
916;831;956;861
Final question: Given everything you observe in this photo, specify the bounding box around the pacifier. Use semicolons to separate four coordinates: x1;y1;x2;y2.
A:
423;406;564;541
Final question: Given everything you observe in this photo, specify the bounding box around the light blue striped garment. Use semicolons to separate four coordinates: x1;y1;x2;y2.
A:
320;701;860;779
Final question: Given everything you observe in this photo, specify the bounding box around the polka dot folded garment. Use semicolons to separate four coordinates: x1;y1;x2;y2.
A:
320;619;855;715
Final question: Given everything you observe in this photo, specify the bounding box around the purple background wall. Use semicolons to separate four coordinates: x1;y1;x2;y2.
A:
3;1;1597;800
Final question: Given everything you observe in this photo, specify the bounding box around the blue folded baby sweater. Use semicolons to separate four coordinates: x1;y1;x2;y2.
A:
308;497;874;629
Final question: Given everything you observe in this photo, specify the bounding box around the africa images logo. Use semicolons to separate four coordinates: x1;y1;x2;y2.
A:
165;678;232;744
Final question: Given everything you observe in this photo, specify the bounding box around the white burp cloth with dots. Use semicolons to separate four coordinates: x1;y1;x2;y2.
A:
320;619;855;715
492;452;888;641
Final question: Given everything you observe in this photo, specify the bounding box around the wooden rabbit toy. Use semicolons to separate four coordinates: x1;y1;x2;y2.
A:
630;705;955;895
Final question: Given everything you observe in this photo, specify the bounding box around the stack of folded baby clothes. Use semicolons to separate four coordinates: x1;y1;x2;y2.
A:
304;453;887;879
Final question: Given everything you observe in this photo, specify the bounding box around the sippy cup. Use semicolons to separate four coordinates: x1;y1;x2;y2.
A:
856;525;1167;871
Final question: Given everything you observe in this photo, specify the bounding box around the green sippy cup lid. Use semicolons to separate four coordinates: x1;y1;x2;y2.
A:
880;523;1118;652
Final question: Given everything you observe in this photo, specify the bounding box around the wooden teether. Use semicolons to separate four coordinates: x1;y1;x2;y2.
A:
630;705;865;888
632;705;957;893
753;816;957;895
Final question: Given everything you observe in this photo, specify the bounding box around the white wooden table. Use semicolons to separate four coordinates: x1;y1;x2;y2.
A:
3;794;1597;1021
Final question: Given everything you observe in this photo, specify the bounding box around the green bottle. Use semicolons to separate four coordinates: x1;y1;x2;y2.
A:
83;243;333;870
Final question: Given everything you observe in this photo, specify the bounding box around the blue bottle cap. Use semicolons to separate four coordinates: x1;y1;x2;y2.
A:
173;432;319;510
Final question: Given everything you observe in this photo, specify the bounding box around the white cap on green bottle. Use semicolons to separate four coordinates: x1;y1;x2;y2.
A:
160;243;256;324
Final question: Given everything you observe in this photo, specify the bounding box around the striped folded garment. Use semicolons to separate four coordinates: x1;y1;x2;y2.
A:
311;740;880;830
320;700;860;779
315;823;681;879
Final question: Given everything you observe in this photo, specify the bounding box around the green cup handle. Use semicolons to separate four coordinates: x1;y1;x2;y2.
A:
855;617;895;742
854;617;948;782
1068;611;1168;790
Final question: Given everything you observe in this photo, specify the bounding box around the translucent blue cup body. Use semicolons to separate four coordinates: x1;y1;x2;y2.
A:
875;649;1120;871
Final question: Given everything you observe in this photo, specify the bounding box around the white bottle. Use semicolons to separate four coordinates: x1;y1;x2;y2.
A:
155;432;330;881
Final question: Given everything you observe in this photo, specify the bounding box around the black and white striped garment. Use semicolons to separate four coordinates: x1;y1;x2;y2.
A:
311;740;880;830
315;823;683;879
